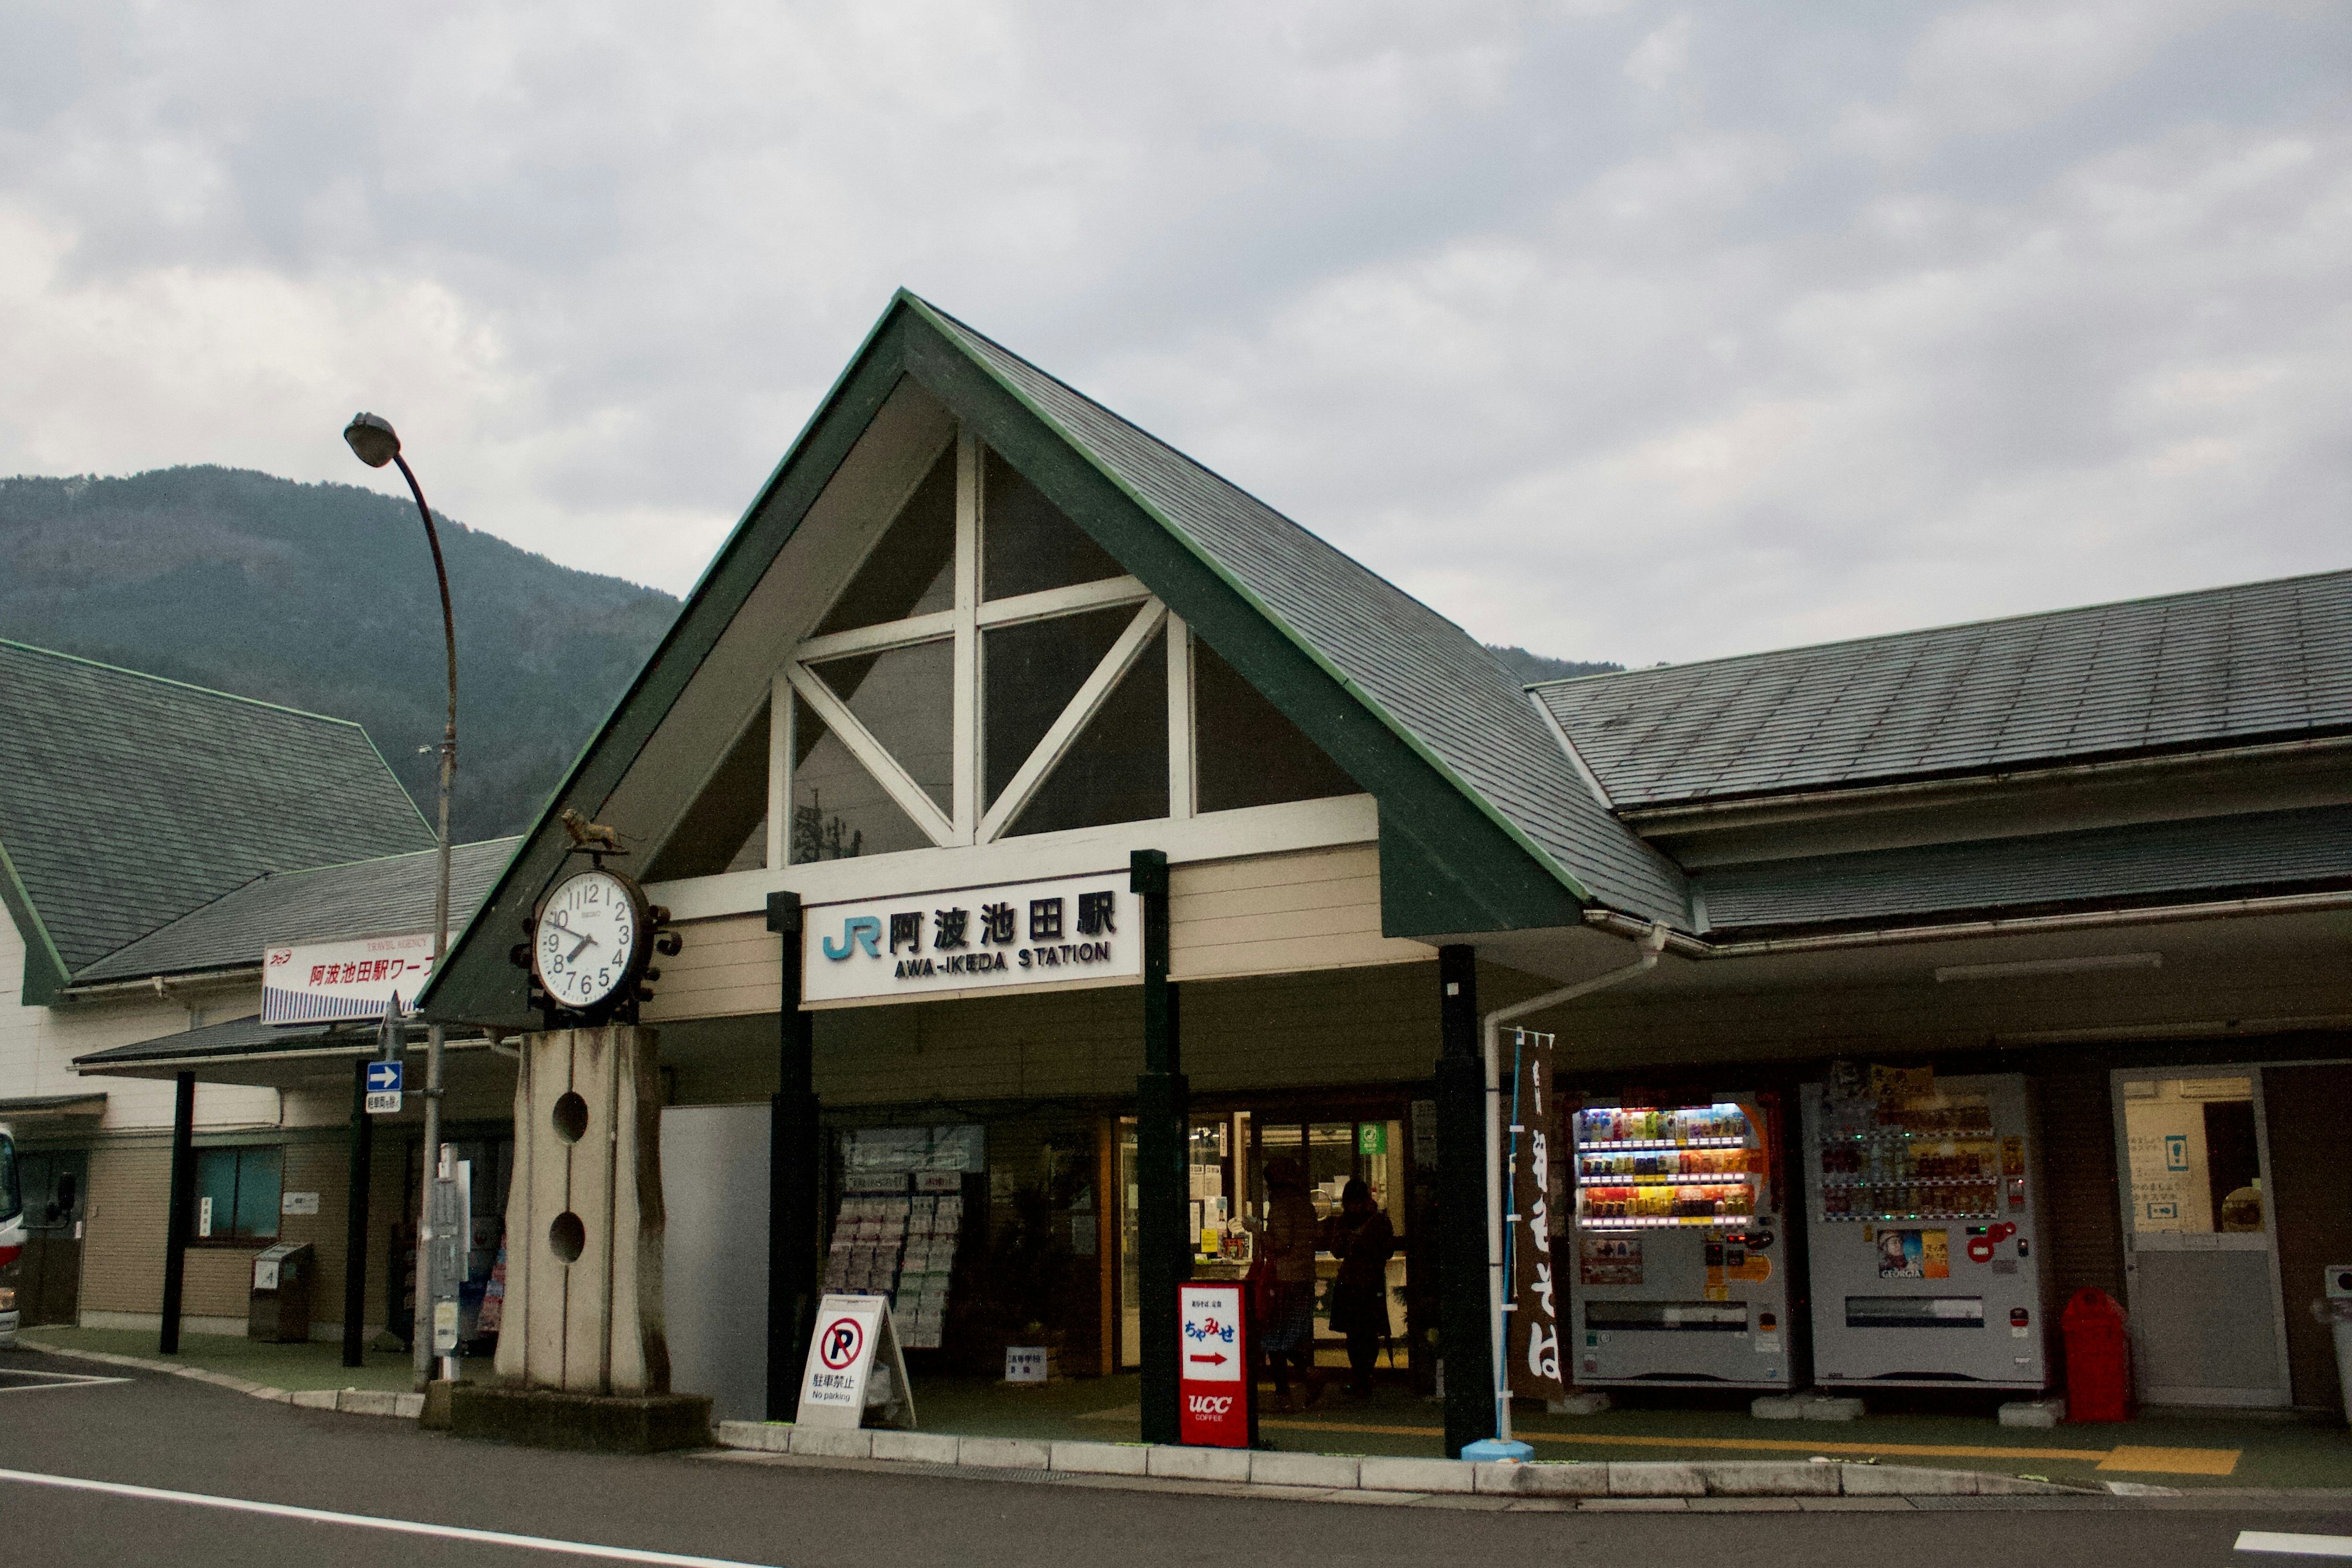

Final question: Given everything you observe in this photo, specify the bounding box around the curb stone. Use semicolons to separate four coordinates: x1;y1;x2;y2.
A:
706;1424;2095;1502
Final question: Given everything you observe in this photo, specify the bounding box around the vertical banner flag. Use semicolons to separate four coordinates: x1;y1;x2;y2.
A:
1508;1028;1566;1400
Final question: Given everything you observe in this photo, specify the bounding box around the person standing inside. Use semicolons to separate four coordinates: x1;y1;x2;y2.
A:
1325;1178;1395;1399
1254;1157;1322;1412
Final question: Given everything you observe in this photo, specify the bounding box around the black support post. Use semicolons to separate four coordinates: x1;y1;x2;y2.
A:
344;1057;374;1369
766;891;821;1420
1133;849;1188;1447
159;1070;196;1357
1436;944;1493;1458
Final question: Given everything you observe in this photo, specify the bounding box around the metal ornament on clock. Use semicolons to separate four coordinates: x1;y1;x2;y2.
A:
510;810;682;1028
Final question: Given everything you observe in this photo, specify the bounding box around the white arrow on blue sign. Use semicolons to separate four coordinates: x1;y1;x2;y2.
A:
365;1059;404;1114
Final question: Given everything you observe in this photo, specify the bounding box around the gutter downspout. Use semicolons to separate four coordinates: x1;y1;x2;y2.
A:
1482;922;1668;1446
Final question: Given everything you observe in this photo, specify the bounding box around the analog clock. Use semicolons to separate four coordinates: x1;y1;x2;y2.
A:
531;867;652;1019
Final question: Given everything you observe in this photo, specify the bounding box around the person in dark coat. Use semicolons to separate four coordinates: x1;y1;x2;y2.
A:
1324;1177;1395;1398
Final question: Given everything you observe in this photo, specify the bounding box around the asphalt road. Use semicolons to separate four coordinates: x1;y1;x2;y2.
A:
1;1347;2348;1568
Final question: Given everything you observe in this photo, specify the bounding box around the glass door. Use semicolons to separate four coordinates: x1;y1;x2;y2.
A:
2113;1071;2292;1407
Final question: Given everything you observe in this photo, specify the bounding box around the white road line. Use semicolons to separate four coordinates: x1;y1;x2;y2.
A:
0;1468;785;1567
2239;1532;2352;1558
0;1374;129;1394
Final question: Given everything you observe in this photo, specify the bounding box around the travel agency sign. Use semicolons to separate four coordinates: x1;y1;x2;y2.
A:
801;871;1138;1006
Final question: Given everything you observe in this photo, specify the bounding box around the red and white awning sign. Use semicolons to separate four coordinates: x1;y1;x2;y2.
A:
262;932;434;1023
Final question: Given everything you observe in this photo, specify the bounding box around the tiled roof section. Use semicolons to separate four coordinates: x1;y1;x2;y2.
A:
918;303;1690;925
1697;804;2352;933
75;837;521;984
72;1013;354;1068
1537;571;2352;809
0;641;434;974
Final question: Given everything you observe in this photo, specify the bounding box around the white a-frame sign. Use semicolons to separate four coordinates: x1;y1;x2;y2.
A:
796;1292;917;1430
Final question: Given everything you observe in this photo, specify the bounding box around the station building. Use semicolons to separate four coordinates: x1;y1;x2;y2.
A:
7;292;2348;1446
404;292;2352;1436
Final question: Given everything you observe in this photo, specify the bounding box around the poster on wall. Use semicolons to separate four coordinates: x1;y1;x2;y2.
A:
1507;1028;1566;1400
801;872;1139;1007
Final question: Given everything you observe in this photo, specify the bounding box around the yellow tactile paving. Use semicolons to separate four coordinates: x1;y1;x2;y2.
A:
2097;1446;2242;1476
1260;1417;2241;1476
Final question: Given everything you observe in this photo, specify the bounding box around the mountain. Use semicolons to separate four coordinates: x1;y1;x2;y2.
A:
1486;644;1623;685
0;466;1623;842
0;467;679;843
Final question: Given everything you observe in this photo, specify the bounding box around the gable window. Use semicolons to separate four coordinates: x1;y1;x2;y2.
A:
192;1146;281;1243
1191;639;1358;813
769;430;1359;864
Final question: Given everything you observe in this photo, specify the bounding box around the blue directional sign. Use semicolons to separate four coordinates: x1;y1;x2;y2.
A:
365;1060;404;1114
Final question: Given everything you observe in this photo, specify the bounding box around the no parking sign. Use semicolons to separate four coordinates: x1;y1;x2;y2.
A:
796;1293;915;1431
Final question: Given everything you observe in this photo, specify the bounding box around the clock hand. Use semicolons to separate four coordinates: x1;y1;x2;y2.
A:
565;929;600;962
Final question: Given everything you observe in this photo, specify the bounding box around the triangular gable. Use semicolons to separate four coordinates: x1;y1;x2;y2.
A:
423;293;1689;1027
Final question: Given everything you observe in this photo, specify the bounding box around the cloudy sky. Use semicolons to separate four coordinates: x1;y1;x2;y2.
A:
2;2;2344;666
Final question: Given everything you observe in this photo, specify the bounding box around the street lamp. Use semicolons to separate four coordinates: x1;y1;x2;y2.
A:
344;412;459;1391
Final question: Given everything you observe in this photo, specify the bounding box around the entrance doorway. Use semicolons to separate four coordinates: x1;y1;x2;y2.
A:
15;1149;88;1327
1116;1104;1412;1373
2112;1071;2292;1407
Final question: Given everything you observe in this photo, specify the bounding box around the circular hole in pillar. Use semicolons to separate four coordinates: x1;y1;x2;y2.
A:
551;1090;589;1144
549;1210;586;1264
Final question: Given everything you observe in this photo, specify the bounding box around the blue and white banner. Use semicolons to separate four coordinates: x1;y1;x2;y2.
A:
262;932;434;1023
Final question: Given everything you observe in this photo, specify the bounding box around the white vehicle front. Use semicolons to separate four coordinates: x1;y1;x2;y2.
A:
0;1129;20;1344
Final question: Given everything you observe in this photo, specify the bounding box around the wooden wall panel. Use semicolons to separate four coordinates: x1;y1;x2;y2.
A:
1171;845;1430;981
642;915;783;1022
2266;1064;2352;1412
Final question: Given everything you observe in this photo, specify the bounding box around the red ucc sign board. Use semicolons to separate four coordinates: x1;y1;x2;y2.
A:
1178;1282;1251;1448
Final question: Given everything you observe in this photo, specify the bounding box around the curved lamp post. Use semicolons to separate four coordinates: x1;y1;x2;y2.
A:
343;412;458;1390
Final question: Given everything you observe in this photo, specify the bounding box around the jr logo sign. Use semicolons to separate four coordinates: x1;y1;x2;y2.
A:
822;916;883;961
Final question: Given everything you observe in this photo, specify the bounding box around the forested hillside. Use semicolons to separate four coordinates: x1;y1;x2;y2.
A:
0;467;679;842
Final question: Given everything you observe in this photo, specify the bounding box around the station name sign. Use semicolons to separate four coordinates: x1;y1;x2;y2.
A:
801;870;1139;1006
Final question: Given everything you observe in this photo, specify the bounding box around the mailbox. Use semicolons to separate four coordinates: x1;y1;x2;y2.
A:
248;1242;314;1343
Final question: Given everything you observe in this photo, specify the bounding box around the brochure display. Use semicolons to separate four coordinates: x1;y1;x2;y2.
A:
823;1182;966;1350
1802;1069;2049;1389
1567;1095;1795;1388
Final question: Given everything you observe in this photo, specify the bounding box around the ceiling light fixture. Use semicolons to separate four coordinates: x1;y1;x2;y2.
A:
1934;953;2163;983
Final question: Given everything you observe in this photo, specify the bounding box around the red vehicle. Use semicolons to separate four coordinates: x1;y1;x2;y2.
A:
0;1129;20;1346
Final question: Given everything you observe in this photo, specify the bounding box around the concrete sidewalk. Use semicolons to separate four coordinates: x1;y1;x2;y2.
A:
15;1326;484;1396
24;1330;2348;1494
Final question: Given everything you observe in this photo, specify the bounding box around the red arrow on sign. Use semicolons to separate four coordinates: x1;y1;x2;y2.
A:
1188;1352;1227;1365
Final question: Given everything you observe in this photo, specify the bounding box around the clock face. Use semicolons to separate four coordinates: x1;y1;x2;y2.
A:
533;869;646;1016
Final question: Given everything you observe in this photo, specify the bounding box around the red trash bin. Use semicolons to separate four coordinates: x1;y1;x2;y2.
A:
2061;1287;2132;1423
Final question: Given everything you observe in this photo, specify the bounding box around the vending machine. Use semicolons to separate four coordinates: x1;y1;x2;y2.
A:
1802;1070;2049;1390
1567;1095;1796;1388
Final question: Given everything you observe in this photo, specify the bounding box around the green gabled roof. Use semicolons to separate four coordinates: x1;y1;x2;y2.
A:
1540;568;2352;809
75;835;519;984
0;640;435;1000
903;298;1689;926
423;293;1689;1025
